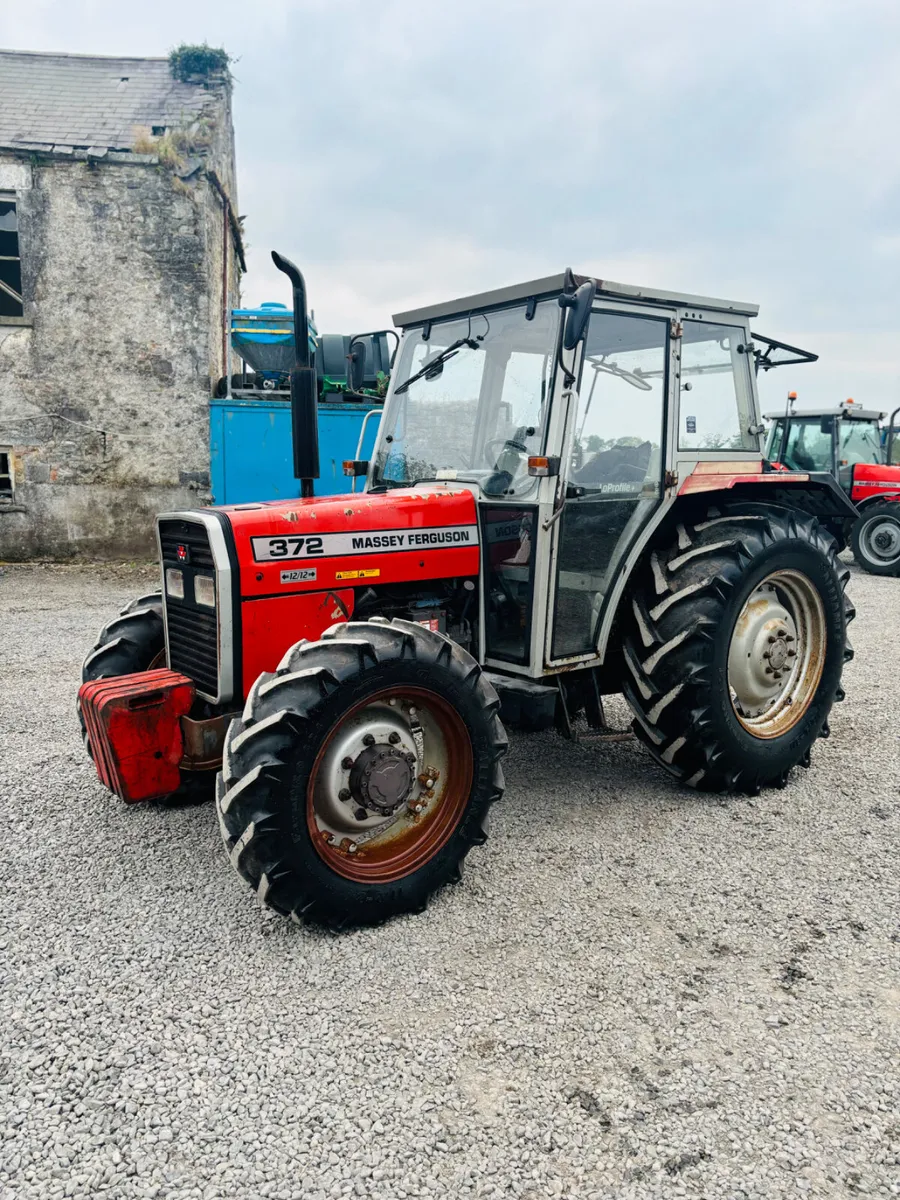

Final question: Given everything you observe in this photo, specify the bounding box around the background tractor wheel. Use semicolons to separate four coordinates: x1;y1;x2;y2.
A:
217;618;507;929
850;502;900;576
80;592;213;802
622;503;853;793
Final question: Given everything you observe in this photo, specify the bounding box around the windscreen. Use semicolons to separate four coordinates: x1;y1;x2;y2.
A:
373;301;559;497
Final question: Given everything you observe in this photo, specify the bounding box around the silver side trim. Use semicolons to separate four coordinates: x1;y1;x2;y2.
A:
156;511;235;706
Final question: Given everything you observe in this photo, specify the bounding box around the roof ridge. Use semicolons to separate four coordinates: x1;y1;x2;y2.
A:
0;48;169;63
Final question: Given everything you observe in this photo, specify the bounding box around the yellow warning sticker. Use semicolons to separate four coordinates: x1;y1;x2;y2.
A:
335;568;381;581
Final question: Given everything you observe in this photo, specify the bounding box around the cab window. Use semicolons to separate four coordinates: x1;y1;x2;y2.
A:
782;419;833;472
679;321;757;451
840;420;881;465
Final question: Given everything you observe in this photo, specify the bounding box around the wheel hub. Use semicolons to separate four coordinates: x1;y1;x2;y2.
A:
727;570;826;739
727;583;797;717
868;519;900;560
314;705;420;837
349;744;415;816
306;684;473;886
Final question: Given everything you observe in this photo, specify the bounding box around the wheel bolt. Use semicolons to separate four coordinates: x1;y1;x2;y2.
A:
763;649;771;660
341;756;354;770
354;807;368;821
406;752;416;763
408;706;417;718
785;634;795;643
363;733;375;746
348;842;358;854
424;778;434;789
388;732;401;744
765;666;774;675
773;671;783;680
787;648;797;657
767;635;776;643
339;788;351;801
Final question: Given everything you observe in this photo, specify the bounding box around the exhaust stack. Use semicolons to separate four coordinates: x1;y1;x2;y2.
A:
271;250;319;497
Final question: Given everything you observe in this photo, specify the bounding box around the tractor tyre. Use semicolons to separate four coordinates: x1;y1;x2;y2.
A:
217;617;507;929
622;503;854;793
850;501;900;576
81;592;166;683
80;592;213;802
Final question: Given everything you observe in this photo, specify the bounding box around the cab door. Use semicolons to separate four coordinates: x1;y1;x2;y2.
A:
547;307;671;663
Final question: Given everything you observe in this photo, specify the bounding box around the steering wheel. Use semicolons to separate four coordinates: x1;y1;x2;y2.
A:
483;437;527;469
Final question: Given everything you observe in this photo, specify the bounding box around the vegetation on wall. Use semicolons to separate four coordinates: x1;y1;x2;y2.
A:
133;122;213;170
168;44;231;85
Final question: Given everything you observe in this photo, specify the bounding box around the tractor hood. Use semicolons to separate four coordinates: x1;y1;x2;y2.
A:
218;487;481;600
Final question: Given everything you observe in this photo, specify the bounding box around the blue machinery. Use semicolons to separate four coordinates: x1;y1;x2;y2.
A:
210;399;381;504
210;302;389;504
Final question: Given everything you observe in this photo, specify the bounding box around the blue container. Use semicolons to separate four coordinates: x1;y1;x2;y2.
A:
210;398;382;504
230;302;317;376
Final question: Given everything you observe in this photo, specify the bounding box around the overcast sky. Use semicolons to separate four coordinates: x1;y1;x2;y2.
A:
3;0;899;413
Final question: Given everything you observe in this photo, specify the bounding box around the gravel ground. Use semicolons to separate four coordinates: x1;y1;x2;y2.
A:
0;558;898;1200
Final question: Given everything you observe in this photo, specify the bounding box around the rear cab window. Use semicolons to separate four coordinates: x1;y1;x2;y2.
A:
678;321;757;451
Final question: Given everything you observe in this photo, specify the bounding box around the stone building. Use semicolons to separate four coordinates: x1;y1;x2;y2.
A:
0;49;244;558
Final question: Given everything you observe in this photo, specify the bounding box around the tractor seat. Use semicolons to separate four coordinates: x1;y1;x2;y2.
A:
573;440;652;487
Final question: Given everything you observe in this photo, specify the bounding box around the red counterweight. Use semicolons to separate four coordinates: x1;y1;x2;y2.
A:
78;669;195;803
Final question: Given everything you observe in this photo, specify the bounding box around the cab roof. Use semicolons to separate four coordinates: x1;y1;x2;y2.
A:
764;404;885;422
393;271;759;328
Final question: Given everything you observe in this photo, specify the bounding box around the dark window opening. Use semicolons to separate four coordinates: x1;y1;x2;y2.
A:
0;198;23;318
151;125;166;136
0;450;13;500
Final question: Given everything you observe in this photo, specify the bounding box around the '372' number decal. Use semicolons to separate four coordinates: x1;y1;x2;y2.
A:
251;535;324;562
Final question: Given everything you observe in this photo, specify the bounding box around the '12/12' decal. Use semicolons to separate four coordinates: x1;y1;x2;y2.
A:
250;524;479;563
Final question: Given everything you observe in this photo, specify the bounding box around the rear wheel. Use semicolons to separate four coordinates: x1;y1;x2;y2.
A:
622;503;853;792
217;618;507;928
851;501;900;576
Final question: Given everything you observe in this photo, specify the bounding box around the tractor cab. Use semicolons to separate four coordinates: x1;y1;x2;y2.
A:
369;272;768;674
765;401;890;491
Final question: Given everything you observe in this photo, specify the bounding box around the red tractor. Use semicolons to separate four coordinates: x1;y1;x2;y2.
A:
765;399;900;576
80;256;858;928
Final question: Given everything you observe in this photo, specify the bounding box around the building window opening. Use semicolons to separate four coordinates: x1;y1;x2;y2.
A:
0;197;23;318
0;450;13;500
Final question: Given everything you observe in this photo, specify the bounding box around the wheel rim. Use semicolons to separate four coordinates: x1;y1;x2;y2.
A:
306;686;473;883
727;569;826;739
860;514;900;565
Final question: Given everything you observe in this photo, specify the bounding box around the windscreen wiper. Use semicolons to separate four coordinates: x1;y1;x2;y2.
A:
394;338;481;395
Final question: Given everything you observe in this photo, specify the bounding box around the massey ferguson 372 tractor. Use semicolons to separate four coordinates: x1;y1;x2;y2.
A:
79;255;859;928
765;398;900;576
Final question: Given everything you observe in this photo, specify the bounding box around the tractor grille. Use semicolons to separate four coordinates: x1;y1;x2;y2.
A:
165;605;219;696
158;517;220;698
158;521;215;570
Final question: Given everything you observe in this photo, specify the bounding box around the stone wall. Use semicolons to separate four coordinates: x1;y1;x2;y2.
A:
0;131;240;559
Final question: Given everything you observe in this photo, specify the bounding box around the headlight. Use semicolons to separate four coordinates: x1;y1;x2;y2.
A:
165;568;184;599
194;575;216;608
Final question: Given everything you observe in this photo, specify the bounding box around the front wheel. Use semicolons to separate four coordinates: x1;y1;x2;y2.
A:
217;618;507;928
622;503;854;793
851;501;900;576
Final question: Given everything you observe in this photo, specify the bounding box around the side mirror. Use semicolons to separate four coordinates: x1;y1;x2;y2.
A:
347;340;367;392
559;280;596;351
